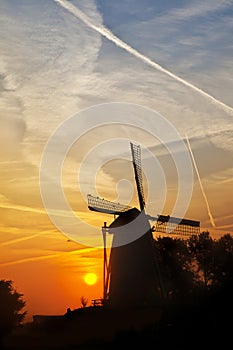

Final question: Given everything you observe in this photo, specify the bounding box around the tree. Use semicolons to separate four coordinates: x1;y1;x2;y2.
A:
211;234;233;288
155;236;196;303
187;231;215;289
0;279;26;340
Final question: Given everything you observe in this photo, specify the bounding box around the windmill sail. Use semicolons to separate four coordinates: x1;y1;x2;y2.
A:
87;194;131;215
155;215;200;236
130;142;145;211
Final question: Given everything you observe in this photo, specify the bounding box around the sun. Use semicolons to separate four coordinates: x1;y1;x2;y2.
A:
84;273;98;286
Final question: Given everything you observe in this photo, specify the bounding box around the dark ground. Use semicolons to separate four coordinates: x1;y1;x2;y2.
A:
2;287;232;350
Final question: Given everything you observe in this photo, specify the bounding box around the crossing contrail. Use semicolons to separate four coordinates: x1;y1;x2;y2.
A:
185;134;216;228
53;0;233;114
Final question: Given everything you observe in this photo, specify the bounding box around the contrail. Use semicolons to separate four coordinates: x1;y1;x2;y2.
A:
0;230;58;246
0;234;41;246
0;253;60;267
0;202;46;215
185;134;216;228
53;0;233;114
0;247;99;267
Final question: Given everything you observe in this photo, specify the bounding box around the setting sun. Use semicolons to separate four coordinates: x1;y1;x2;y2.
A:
84;273;98;286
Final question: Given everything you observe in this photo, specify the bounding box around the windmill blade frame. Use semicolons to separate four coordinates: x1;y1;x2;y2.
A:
130;142;145;211
87;194;131;215
154;214;200;236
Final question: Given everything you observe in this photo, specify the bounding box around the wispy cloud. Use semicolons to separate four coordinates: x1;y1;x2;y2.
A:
54;0;233;114
0;246;99;267
0;202;46;215
0;254;60;267
0;234;43;247
0;0;103;161
0;0;232;240
157;0;232;24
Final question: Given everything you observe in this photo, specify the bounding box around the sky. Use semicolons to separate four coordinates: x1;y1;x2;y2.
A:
0;0;233;322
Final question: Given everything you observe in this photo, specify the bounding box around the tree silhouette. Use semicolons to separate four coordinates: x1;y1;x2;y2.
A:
188;231;215;289
211;233;233;288
153;232;233;347
0;279;26;340
155;236;196;303
154;232;233;307
187;232;233;291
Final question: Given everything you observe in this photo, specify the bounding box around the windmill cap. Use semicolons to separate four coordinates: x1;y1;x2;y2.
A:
108;207;151;241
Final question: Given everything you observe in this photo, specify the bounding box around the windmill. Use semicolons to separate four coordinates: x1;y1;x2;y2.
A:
87;142;200;308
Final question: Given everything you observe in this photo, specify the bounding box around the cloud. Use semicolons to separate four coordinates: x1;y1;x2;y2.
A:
54;0;233;114
0;64;26;159
0;0;232;240
0;0;103;164
0;115;26;159
107;1;233;106
0;246;100;267
0;202;46;215
157;0;232;24
1;0;232;165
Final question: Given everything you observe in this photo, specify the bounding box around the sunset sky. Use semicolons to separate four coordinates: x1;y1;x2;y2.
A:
0;0;233;322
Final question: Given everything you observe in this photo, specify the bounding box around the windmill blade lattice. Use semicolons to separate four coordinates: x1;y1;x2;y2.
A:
87;194;131;215
154;214;200;236
130;142;145;211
